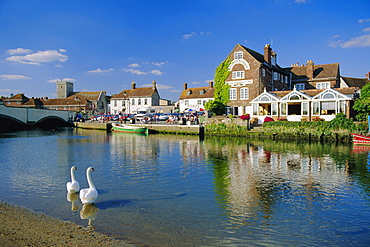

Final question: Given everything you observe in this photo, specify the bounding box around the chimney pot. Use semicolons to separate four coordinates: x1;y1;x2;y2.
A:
184;83;188;90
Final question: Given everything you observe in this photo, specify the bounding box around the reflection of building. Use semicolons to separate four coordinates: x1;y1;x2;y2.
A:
207;141;351;229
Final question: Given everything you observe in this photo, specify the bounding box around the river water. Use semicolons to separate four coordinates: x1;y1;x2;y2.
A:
0;128;370;246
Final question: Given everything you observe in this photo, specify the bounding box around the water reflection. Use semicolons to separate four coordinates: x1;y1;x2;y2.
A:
205;138;356;230
80;204;98;228
1;130;370;246
66;192;79;212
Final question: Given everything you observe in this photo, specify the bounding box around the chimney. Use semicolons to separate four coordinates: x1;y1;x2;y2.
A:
184;83;187;90
152;80;156;89
209;81;213;88
366;72;370;80
131;81;136;90
264;44;272;65
306;60;314;80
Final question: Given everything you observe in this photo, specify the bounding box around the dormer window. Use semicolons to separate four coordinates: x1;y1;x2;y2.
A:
200;90;205;95
186;90;192;96
234;52;243;60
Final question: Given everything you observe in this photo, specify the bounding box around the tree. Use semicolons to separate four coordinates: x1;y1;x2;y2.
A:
205;58;232;115
353;82;370;121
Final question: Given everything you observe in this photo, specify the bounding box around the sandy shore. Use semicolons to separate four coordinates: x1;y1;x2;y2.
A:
0;202;136;247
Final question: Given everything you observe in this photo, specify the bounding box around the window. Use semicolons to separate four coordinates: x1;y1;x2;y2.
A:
272;103;278;116
302;102;309;115
262;69;265;77
114;100;117;107
312;102;320;115
229;88;237;100
185;100;189;106
144;99;148;105
138;99;141;105
232;71;245;79
131;99;135;105
296;84;305;90
273;72;279;80
281;103;287;115
240;88;249;100
197;100;201;105
317;82;330;89
234;52;243;59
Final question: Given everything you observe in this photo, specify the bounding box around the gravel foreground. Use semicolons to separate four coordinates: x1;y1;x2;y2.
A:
0;202;136;247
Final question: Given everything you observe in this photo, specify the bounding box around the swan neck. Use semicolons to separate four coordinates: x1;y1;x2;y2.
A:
70;168;76;181
87;169;95;188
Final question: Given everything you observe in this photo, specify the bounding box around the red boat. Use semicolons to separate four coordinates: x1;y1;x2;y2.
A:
351;133;370;145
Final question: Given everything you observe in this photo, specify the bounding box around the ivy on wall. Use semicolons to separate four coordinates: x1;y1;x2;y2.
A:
214;57;231;105
204;58;231;115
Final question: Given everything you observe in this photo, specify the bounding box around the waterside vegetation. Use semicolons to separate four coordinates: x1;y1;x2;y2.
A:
205;113;368;142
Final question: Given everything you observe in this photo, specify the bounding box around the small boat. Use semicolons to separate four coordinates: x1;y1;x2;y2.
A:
112;123;148;134
351;133;370;145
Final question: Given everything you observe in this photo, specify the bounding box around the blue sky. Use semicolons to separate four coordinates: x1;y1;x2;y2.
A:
0;0;369;101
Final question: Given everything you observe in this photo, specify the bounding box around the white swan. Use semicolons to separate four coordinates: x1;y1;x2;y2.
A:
79;167;98;204
66;166;80;193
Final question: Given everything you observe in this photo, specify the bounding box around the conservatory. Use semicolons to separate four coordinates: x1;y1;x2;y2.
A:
250;87;354;124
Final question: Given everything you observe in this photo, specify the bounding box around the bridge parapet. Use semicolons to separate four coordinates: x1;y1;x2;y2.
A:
0;104;75;125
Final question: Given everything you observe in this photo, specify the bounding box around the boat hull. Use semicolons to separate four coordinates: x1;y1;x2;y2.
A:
112;124;148;134
351;133;370;145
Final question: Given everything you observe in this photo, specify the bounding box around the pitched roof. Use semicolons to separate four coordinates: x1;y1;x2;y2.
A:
67;91;104;101
129;87;156;97
270;87;358;98
179;86;214;100
112;87;157;99
41;98;90;106
341;77;369;88
288;63;339;81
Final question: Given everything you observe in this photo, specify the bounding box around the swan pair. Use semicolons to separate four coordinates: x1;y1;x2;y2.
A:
66;166;98;204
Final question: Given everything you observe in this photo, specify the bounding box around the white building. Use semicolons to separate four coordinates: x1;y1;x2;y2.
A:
110;80;160;114
178;82;214;112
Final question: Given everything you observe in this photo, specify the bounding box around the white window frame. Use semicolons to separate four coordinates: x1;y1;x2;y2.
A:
232;71;245;79
234;52;243;59
229;88;237;100
317;82;330;89
240;88;249;100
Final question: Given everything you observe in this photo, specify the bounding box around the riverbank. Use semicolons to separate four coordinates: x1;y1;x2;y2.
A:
0;202;135;247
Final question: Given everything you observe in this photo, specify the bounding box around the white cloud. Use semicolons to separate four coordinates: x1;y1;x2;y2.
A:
0;74;31;80
150;70;163;75
122;68;163;75
142;83;174;90
183;32;196;39
59;49;67;53
295;0;308;3
359;18;370;23
122;68;148;75
6;48;33;55
48;78;75;83
86;68;114;74
363;27;370;32
128;63;141;67
182;32;211;39
6;49;68;65
340;34;370;48
330;34;370;48
152;62;167;66
0;89;21;93
191;81;200;85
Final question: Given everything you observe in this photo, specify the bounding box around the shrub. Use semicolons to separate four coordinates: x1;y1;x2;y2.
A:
239;114;250;120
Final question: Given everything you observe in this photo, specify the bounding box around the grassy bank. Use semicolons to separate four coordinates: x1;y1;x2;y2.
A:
205;114;368;142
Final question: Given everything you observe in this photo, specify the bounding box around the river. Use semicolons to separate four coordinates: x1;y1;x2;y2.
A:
0;128;370;246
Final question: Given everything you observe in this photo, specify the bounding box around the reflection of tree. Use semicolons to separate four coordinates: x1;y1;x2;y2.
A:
204;136;370;230
206;151;230;208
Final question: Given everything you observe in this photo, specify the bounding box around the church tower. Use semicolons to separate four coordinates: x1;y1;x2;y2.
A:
56;81;73;99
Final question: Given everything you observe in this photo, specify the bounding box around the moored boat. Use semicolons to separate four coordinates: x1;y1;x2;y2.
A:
112;123;148;134
351;133;370;145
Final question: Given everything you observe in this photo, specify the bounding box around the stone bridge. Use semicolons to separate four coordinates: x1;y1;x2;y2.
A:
0;103;75;131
